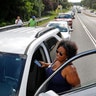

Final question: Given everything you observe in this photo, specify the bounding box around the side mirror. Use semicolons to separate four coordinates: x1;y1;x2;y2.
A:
72;16;75;19
69;28;73;32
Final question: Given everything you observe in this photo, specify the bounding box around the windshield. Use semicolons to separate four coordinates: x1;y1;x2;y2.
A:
0;52;26;96
58;14;72;19
48;23;68;32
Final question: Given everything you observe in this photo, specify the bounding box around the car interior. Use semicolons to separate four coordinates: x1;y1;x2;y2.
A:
26;47;47;96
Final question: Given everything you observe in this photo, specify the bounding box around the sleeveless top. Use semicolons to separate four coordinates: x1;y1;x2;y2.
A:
45;67;72;93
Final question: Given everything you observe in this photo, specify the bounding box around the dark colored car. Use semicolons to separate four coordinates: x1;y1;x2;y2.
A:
77;9;81;13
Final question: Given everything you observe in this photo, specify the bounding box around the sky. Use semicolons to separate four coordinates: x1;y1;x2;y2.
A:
68;0;81;3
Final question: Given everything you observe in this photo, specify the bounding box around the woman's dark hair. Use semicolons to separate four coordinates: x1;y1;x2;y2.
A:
57;40;78;59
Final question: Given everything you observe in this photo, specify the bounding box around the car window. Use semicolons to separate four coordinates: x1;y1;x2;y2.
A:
0;52;26;96
48;23;68;32
59;53;96;95
58;14;72;19
56;26;68;32
73;54;96;86
44;37;59;62
64;14;72;18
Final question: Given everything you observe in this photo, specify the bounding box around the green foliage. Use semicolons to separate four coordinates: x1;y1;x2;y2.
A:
92;3;96;9
38;9;68;26
0;22;7;27
23;1;34;19
81;0;96;9
0;0;71;26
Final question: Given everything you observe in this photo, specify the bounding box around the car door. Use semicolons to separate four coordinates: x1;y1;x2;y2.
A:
34;49;96;96
26;37;60;96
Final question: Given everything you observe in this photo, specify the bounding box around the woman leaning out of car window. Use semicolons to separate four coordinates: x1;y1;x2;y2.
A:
39;40;81;93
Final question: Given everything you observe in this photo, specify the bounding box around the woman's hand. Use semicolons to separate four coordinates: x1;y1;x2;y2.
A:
39;61;50;68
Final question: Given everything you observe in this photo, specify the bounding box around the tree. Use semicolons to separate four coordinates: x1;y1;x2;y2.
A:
81;0;96;9
0;0;70;26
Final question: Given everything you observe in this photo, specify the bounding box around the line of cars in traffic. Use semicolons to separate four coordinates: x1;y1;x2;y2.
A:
46;12;75;40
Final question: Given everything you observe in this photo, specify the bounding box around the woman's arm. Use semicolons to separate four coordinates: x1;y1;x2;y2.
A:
62;65;80;87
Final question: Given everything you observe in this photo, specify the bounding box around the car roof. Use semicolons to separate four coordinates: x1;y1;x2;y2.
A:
58;12;71;15
0;27;57;54
58;13;65;15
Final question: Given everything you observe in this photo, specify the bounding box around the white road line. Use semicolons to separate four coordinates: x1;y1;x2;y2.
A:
77;15;96;48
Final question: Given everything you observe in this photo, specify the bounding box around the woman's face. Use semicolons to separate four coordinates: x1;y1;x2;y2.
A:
56;46;67;63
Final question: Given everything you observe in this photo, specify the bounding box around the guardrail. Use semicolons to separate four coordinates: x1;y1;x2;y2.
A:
23;17;50;26
36;17;50;22
83;10;96;17
0;17;50;32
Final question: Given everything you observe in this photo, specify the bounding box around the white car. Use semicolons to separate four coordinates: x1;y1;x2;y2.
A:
0;26;63;96
46;20;72;40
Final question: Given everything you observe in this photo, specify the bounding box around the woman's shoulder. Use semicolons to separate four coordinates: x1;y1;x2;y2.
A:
66;62;75;68
62;63;75;72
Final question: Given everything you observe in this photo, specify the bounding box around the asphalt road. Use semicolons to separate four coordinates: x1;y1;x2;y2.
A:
71;12;96;52
71;10;96;86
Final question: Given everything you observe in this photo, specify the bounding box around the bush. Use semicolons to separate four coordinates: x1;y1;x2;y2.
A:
92;3;96;9
0;22;7;27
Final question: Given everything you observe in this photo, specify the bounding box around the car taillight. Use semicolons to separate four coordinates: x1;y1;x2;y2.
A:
68;20;72;22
